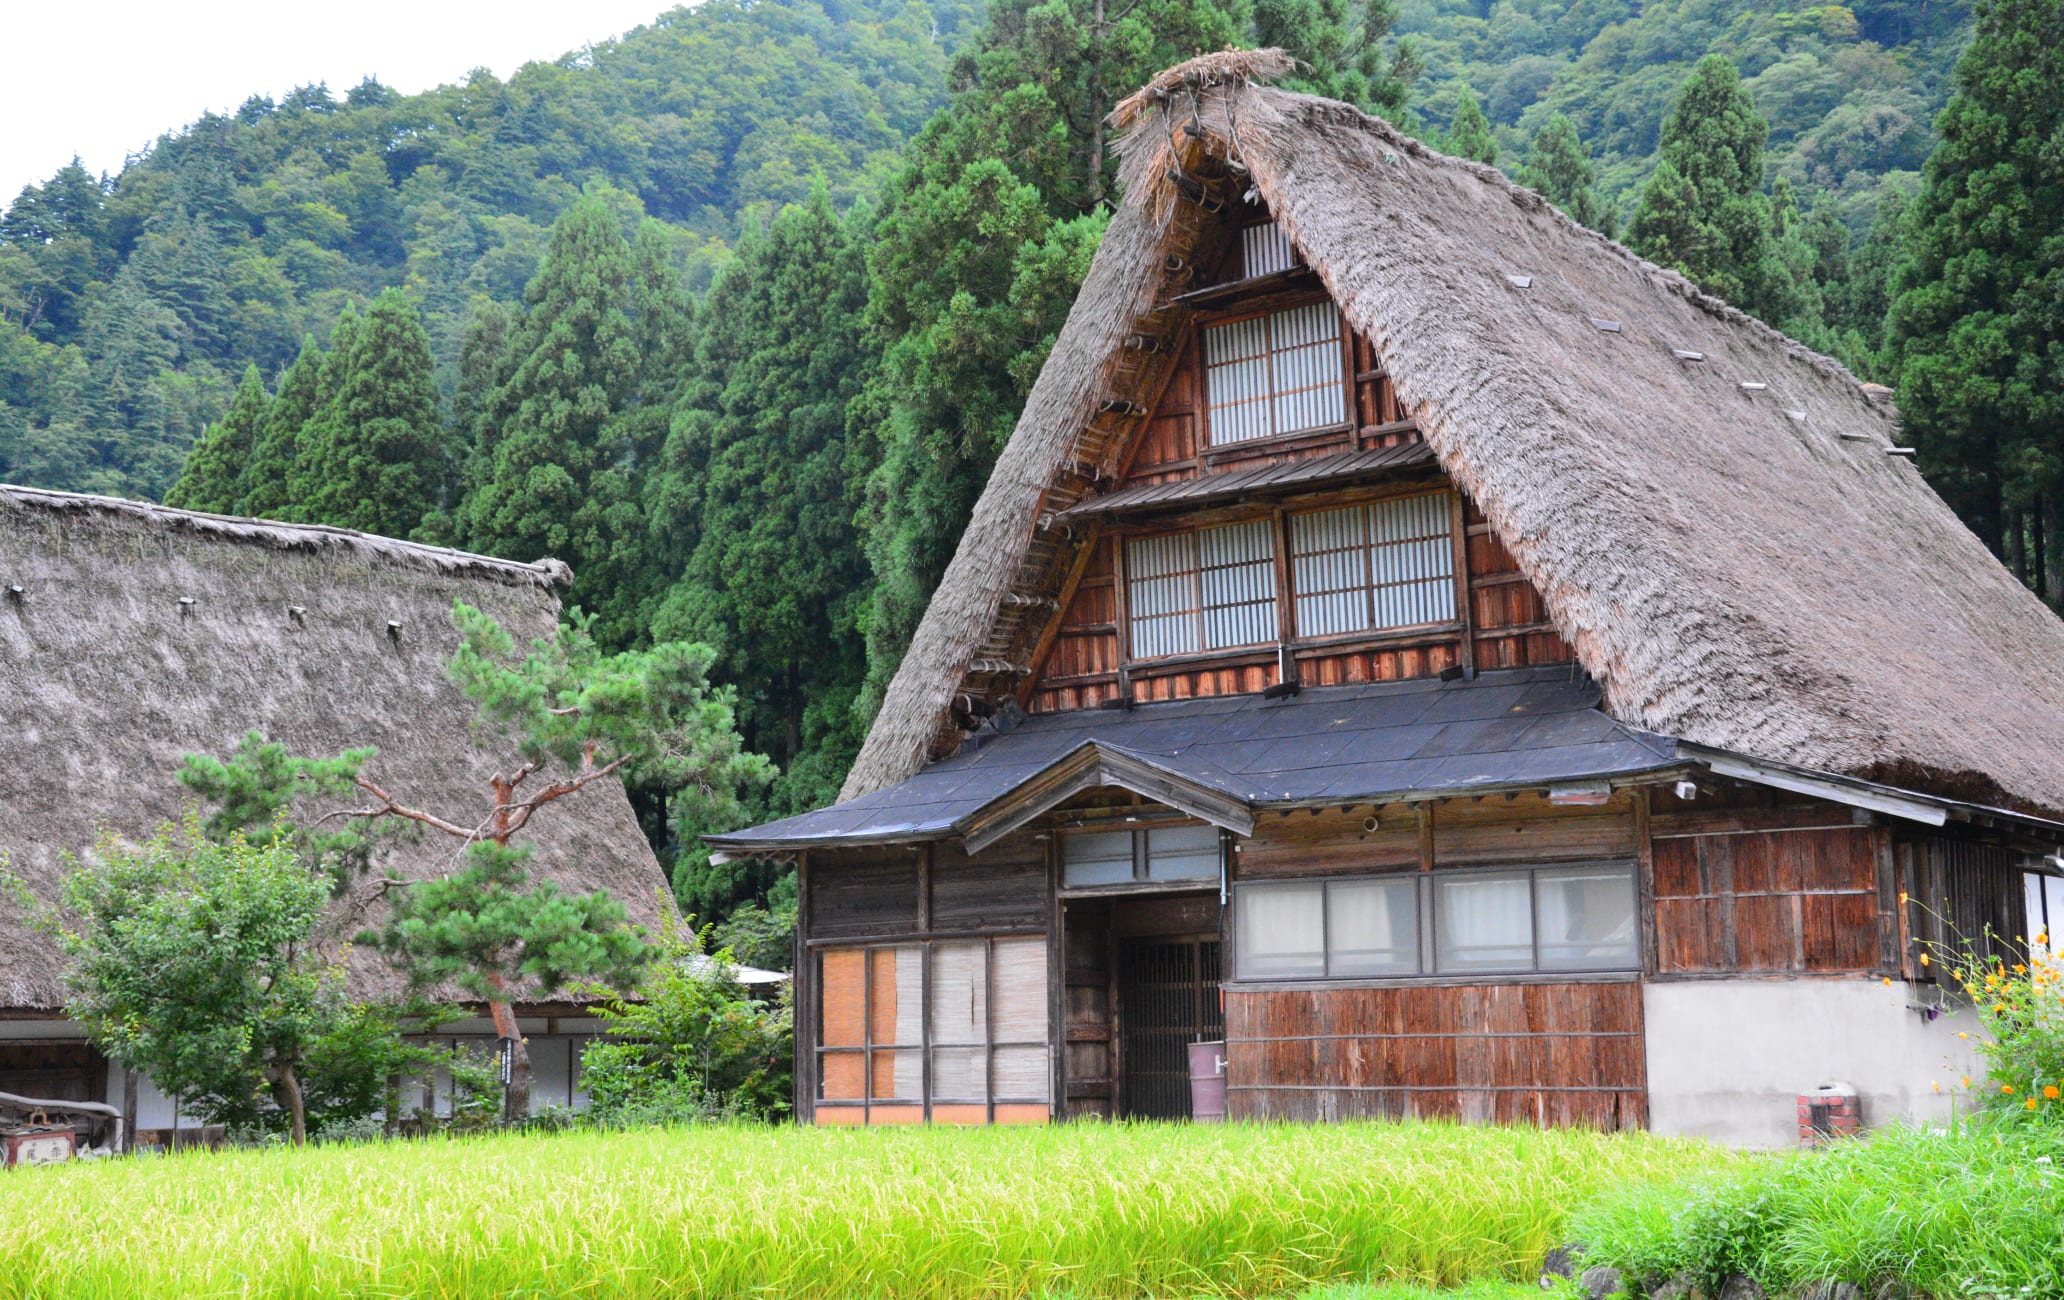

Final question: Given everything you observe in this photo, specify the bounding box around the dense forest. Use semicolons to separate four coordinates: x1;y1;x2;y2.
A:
5;0;2060;943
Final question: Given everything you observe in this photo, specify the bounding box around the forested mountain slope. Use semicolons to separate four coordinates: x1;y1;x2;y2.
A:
0;0;969;499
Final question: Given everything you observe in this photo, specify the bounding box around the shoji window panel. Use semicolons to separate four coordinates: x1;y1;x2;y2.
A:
1289;492;1456;638
1126;520;1279;659
1203;300;1347;445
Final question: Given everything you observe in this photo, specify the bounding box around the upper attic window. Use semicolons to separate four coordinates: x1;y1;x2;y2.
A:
1127;519;1279;658
1241;220;1297;278
1203;301;1347;444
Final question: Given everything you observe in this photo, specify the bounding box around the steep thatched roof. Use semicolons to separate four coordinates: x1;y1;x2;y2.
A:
0;487;669;1011
843;51;2064;817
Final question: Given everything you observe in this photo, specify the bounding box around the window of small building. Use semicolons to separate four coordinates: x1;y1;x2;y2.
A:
817;937;1050;1122
1240;220;1298;278
2028;873;2064;959
1062;822;1223;889
1203;300;1347;444
1234;862;1638;980
1126;519;1278;658
1289;492;1457;638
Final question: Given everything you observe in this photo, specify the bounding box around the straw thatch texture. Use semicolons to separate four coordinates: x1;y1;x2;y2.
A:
0;487;669;1011
845;54;2064;816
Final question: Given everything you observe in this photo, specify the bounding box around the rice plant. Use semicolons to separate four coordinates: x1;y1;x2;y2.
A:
0;1120;1722;1299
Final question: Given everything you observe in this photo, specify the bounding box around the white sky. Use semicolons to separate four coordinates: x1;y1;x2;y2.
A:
2;0;674;202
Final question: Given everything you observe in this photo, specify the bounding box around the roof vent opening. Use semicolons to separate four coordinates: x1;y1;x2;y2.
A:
1505;274;1533;289
5;584;22;604
287;605;307;626
1672;349;1706;362
1589;317;1621;333
1886;447;1918;459
1739;382;1768;393
1785;410;1807;422
387;619;404;642
1838;432;1874;443
178;596;196;619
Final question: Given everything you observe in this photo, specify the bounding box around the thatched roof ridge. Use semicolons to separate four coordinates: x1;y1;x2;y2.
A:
1;487;664;1011
844;55;2064;816
1;485;573;589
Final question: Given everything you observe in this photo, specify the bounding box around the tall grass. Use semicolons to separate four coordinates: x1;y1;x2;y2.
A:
1569;1117;2064;1297
0;1121;1721;1299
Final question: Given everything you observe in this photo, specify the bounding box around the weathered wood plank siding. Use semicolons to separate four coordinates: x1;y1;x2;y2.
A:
1224;981;1645;1128
1651;823;1883;974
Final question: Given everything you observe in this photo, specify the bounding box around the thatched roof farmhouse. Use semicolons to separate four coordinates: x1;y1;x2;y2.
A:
723;54;2064;1148
0;486;668;1122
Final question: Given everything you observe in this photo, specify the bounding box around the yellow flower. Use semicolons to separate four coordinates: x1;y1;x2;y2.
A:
1962;1076;1972;1088
1900;891;1910;905
1920;952;1932;967
2028;1098;2040;1112
1958;1032;1970;1040
2015;964;2027;975
1882;977;1893;987
1932;1081;1942;1093
1994;1004;2007;1014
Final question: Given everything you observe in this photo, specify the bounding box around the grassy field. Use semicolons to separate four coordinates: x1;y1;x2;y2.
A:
0;1120;1725;1299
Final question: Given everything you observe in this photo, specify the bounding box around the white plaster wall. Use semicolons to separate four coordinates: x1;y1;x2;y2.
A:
1644;978;1982;1149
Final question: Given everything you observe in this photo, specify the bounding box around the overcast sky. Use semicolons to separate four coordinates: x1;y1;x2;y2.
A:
3;0;673;202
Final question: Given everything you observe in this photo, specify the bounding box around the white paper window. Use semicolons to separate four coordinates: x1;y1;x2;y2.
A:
1534;864;1639;971
1237;883;1326;978
1435;872;1535;973
1326;877;1420;976
1065;824;1222;886
1291;492;1456;638
1204;300;1347;445
2029;874;2064;959
1241;220;1297;278
1127;520;1279;659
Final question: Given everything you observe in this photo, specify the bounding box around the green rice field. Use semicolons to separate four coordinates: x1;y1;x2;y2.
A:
0;1121;1728;1299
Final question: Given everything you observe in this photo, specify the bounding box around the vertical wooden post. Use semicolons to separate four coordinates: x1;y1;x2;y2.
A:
1111;534;1133;702
793;852;814;1124
1449;492;1476;678
1416;803;1435;872
1634;787;1659;979
1271;506;1297;689
1047;832;1065;1122
919;844;933;1124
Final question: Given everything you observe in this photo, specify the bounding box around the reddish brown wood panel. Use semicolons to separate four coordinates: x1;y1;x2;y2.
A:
1299;639;1462;687
1132;659;1280;703
1237;796;1635;878
1125;337;1204;485
1466;501;1574;669
1031;539;1122;714
1651;827;1883;974
1224;981;1645;1129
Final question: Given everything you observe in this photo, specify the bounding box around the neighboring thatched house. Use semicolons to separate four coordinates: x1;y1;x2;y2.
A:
0;486;670;1137
712;53;2064;1147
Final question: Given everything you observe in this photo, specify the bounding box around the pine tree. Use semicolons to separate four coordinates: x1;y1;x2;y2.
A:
238;334;323;519
1627;55;1782;316
1521;112;1613;236
850;0;1250;727
283;304;364;522
165;364;268;513
1443;86;1496;164
1886;0;2064;604
460;197;687;646
289;289;446;538
1255;0;1418;119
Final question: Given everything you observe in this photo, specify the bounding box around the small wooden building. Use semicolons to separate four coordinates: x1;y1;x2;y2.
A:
711;53;2064;1148
0;487;670;1136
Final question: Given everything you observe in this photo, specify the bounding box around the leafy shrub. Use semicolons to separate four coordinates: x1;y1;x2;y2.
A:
1571;1118;2064;1296
578;906;791;1123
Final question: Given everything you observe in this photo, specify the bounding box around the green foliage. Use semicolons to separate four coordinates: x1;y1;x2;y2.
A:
288;288;448;537
459;197;689;644
163;364;268;513
1885;0;2064;602
1936;936;2064;1118
176;729;376;892
237;333;323;518
1571;1118;2064;1295
1443;85;1497;163
1627;56;1783;314
577;908;792;1123
43;816;344;1141
1257;0;1420;118
0;1122;1729;1294
0;0;963;500
374;838;652;1007
1520;112;1613;235
709;884;799;972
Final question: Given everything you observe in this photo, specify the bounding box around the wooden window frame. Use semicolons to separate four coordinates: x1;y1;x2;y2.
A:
814;936;1052;1123
1198;293;1355;450
1228;861;1643;985
1122;519;1280;661
1288;490;1461;641
1059;823;1225;891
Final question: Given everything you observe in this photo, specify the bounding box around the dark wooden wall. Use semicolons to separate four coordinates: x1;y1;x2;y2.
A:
0;1039;108;1104
1650;817;1890;975
1225;982;1645;1128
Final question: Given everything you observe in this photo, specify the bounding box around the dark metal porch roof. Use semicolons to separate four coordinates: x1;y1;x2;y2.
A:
1056;439;1436;520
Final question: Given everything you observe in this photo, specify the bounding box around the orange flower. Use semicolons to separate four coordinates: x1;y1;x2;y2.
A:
2047;1086;2061;1100
1920;952;1932;967
1882;977;1893;987
2028;1098;2040;1112
1931;1081;1942;1093
2002;1084;2016;1095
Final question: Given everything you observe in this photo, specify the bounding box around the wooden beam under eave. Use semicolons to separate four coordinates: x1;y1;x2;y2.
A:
1017;523;1108;710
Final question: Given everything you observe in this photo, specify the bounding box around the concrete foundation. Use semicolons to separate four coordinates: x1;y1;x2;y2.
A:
1644;977;1981;1148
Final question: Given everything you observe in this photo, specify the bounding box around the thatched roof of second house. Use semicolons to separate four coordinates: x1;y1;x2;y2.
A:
843;51;2064;819
0;487;670;1012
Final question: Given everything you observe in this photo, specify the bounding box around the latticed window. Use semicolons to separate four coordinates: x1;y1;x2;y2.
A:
1127;519;1279;659
818;938;1050;1123
1203;300;1347;444
1289;492;1457;638
1240;220;1297;277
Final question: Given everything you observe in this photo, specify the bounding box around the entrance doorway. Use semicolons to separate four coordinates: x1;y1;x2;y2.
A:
1118;936;1224;1119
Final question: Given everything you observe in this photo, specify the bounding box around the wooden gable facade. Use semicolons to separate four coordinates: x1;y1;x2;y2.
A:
723;182;2064;1146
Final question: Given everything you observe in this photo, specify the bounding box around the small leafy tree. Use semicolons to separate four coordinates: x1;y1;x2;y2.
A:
579;908;792;1124
1936;927;2064;1120
42;816;341;1144
340;601;770;1117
